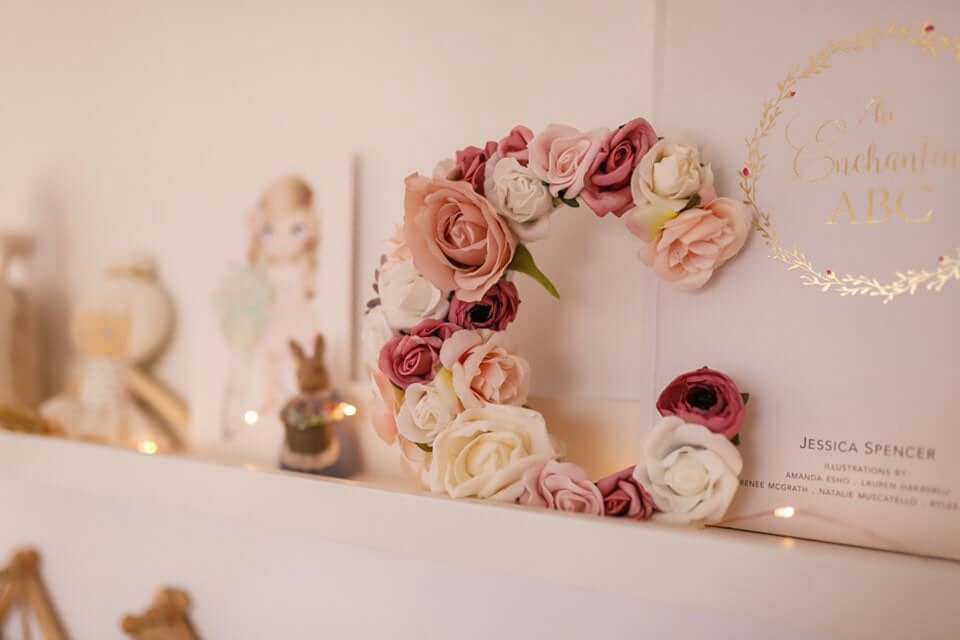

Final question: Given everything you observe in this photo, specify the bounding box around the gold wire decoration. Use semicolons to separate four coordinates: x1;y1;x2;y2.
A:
740;23;960;302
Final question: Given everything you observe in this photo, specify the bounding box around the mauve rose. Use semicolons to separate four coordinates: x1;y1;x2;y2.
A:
448;141;498;195
582;118;657;218
447;280;520;331
657;367;746;440
497;125;534;166
404;174;517;302
378;333;442;390
595;466;655;520
518;461;604;515
409;318;460;342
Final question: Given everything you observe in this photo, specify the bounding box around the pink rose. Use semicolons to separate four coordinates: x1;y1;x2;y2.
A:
446;141;498;195
518;461;604;515
528;124;609;198
369;368;400;444
439;329;530;409
657;367;746;440
447;280;519;331
409;318;460;342
398;434;431;488
582;118;657;218
497;125;534;166
630;197;752;290
404;174;517;302
378;333;442;390
595;466;655;520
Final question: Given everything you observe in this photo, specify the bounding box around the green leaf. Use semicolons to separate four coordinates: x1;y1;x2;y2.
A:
731;433;741;446
509;244;560;298
680;193;701;212
560;196;580;208
551;196;562;208
415;442;433;453
741;392;751;405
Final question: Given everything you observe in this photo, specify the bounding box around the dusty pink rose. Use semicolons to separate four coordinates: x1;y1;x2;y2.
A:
657;367;746;440
404;174;517;302
447;280;519;331
398;434;431;488
439;329;530;409
528;124;609;198
631;197;752;290
582;118;657;218
446;141;498;195
378;333;442;390
369;368;400;444
409;318;460;342
497;125;535;166
595;465;655;520
518;461;604;515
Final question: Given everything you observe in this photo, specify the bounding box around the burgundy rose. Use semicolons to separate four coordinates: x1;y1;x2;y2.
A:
409;318;460;342
378;334;442;390
595;466;655;520
657;367;746;440
582;117;657;218
448;140;498;195
497;125;534;166
447;280;519;331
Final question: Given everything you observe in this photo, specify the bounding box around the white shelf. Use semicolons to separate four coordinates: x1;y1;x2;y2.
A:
2;431;958;639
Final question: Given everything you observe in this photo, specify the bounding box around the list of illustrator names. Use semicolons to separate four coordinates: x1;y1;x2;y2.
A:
739;462;958;512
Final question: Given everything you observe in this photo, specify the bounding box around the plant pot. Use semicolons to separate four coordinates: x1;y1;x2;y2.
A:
284;424;331;455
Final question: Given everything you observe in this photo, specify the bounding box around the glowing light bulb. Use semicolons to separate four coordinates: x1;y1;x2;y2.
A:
243;410;259;425
774;506;796;519
342;403;357;417
137;440;159;455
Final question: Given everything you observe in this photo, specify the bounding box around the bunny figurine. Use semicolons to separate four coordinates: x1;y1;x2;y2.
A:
279;334;342;473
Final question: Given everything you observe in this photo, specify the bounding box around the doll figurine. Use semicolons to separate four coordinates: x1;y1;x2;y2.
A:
214;175;323;442
41;257;188;453
279;334;342;474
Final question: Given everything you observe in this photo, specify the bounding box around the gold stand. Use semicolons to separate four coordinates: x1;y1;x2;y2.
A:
0;549;68;640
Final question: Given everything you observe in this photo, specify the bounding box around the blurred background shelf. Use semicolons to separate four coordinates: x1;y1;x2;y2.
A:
2;431;957;639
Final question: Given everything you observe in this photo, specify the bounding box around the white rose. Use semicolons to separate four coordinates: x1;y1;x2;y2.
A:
483;157;555;242
634;416;742;526
378;260;450;330
430;404;557;501
439;329;530;409
396;368;461;444
631;140;714;208
360;306;394;372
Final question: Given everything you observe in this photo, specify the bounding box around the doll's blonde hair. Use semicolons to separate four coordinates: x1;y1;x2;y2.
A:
247;175;320;298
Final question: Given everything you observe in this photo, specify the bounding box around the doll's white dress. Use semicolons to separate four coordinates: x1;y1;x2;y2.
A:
41;358;169;449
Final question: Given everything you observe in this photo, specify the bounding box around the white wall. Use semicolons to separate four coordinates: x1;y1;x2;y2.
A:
0;0;658;420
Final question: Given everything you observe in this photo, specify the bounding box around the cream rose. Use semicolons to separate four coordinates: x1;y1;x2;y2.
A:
377;260;450;331
628;197;752;290
430;404;557;500
360;306;394;372
631;140;714;210
439;329;530;409
396;368;461;444
634;416;743;526
484;157;556;242
529;124;609;198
